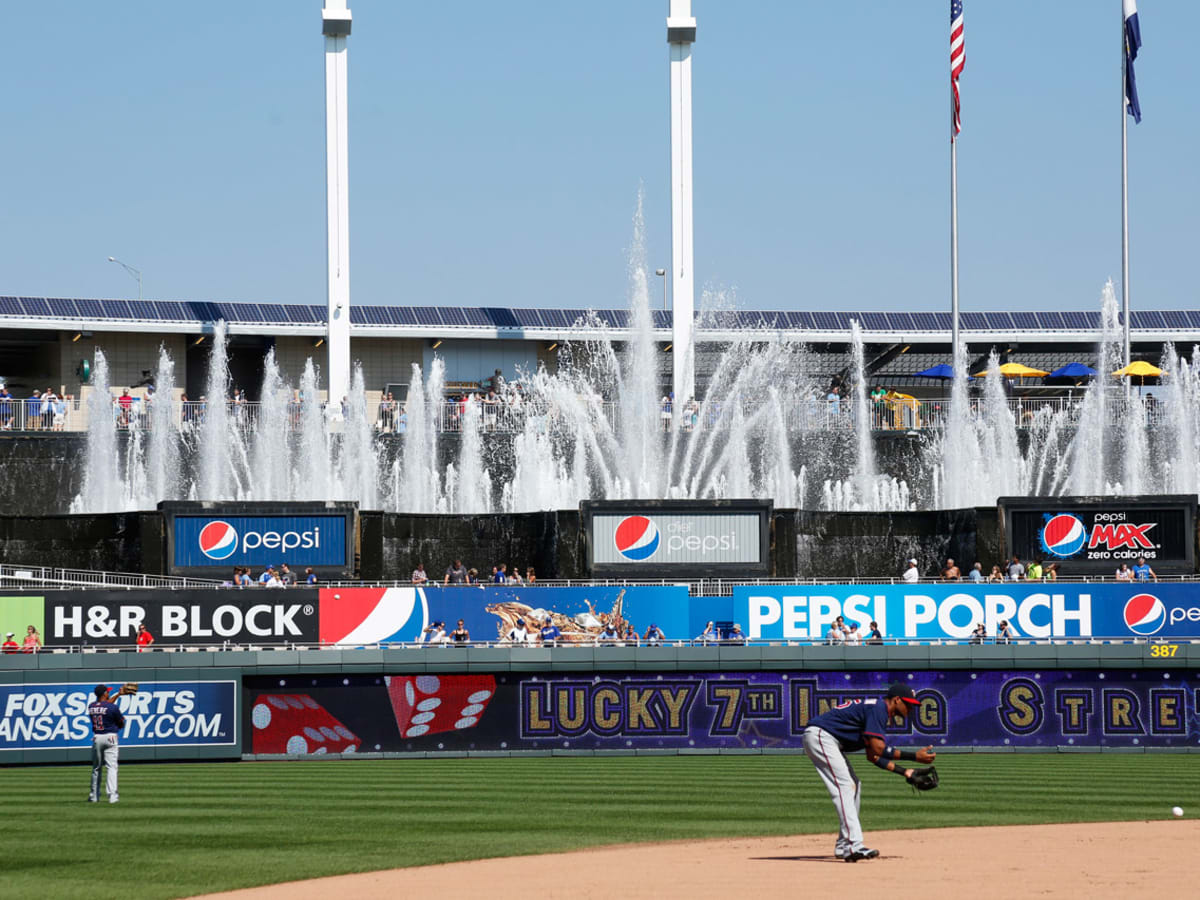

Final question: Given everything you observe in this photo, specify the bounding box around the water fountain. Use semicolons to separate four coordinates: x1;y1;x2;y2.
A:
69;246;1190;515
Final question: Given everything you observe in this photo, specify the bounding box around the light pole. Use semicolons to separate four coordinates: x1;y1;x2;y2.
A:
107;256;142;299
655;268;668;310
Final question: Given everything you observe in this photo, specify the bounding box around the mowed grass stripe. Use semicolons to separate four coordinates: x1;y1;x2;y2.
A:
3;755;1199;900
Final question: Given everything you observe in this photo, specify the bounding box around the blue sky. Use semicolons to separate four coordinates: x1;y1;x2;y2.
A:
3;2;1197;313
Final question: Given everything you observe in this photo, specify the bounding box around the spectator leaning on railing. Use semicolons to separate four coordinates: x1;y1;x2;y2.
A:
1133;557;1158;582
0;385;13;429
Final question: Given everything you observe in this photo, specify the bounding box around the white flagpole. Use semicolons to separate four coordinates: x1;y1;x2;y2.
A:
1121;3;1131;382
951;96;960;357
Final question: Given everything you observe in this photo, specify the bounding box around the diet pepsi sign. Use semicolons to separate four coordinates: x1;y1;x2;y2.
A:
173;515;348;569
1003;496;1196;575
585;500;770;576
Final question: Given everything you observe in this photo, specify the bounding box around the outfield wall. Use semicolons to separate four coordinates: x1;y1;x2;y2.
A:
5;582;1200;649
2;643;1198;764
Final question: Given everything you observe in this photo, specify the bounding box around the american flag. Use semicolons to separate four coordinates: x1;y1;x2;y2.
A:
951;0;965;136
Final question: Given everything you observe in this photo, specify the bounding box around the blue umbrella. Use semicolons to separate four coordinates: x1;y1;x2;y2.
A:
914;364;958;379
1047;363;1097;379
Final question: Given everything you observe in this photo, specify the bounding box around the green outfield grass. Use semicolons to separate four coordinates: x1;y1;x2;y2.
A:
2;754;1198;899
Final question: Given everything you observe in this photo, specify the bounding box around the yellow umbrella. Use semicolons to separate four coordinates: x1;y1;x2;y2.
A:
973;362;1051;378
1111;361;1164;378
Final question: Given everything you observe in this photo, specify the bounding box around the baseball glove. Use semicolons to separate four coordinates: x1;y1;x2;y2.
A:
906;765;939;791
117;682;139;696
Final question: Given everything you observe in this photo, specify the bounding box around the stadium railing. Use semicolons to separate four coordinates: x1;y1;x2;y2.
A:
1;393;1162;436
18;634;1190;654
0;564;224;590
2;564;1193;595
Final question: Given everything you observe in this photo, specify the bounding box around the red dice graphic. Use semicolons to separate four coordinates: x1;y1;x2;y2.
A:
385;675;497;739
250;694;361;755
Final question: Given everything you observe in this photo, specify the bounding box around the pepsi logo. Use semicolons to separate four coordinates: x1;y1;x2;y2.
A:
1123;593;1166;636
1041;514;1087;557
198;520;239;560
614;515;660;562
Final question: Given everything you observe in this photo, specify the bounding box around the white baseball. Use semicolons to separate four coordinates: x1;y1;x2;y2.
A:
1171;806;1184;817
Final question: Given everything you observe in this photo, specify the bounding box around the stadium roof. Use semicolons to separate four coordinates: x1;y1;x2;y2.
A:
1;296;1198;344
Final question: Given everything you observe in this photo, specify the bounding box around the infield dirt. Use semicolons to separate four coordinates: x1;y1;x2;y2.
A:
200;820;1199;899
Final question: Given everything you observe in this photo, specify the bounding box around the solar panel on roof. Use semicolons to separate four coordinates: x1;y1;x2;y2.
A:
1131;311;1165;329
438;307;469;327
1182;311;1200;329
460;307;491;326
100;300;132;319
150;301;182;320
225;304;261;322
650;310;672;329
535;309;566;328
909;312;943;330
1036;312;1066;330
961;312;988;329
811;312;840;330
258;304;287;322
475;307;509;328
0;296;23;315
508;308;542;327
1161;310;1190;329
857;312;890;330
382;307;412;325
19;297;51;317
46;298;77;318
125;301;158;319
73;299;104;319
980;312;1014;330
125;300;158;319
413;307;441;326
1010;312;1041;330
787;312;816;329
348;307;367;324
1060;311;1093;329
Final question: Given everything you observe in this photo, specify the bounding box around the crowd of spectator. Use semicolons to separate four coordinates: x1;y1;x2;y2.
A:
0;386;72;431
902;554;1158;583
225;564;318;588
422;560;537;586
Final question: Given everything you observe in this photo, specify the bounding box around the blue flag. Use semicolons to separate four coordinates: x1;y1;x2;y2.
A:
1124;0;1142;123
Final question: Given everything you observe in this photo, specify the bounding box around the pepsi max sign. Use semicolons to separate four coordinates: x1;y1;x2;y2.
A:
585;500;770;576
173;515;348;569
1040;512;1157;559
1003;496;1196;575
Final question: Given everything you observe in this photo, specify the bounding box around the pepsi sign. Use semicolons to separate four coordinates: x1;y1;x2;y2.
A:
173;515;348;569
735;583;1200;641
1123;593;1166;636
584;500;771;576
614;516;661;561
1003;496;1196;575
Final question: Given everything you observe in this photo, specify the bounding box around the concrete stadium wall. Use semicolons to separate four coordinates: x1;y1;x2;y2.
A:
3;643;1197;765
0;503;1001;580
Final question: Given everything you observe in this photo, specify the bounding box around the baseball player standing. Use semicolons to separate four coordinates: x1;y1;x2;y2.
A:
87;685;126;804
802;682;937;861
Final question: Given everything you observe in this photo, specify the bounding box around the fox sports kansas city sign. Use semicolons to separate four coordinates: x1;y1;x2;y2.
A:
173;515;348;568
